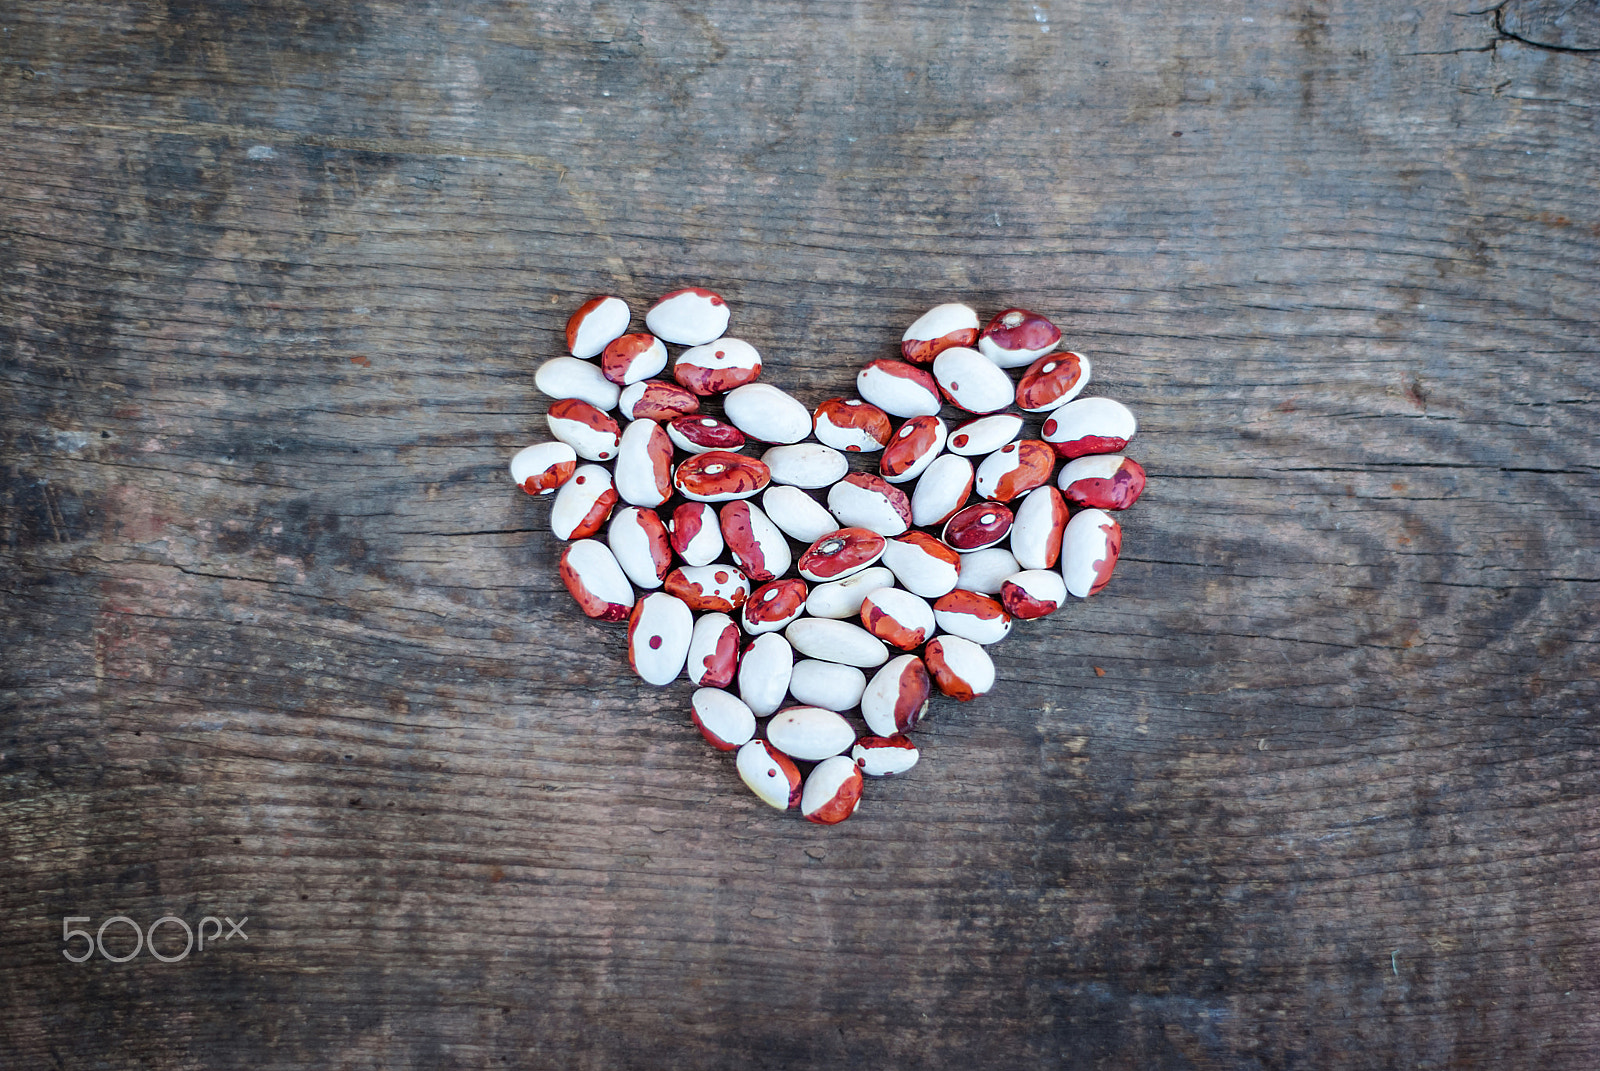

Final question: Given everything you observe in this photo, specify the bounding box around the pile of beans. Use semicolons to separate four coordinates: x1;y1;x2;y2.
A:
513;290;1145;824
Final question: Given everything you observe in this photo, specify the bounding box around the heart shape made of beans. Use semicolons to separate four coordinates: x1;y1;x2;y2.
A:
513;290;1146;825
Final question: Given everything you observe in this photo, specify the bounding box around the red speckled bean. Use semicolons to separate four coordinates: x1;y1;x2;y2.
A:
1057;455;1147;511
798;528;887;583
1015;350;1090;412
977;307;1060;368
942;500;1014;551
674;450;771;503
901;302;979;364
813;397;893;453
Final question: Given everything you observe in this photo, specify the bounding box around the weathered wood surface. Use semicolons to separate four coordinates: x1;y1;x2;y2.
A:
2;1;1598;1067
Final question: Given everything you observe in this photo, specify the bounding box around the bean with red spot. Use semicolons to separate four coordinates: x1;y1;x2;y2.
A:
933;346;1013;414
667;414;746;454
665;564;750;614
673;338;762;395
1041;397;1137;460
674;451;771;503
947;413;1023;457
852;735;920;777
627;592;693;686
736;738;802;810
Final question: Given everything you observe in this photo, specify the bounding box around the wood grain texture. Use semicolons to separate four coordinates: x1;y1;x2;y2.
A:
2;1;1598;1067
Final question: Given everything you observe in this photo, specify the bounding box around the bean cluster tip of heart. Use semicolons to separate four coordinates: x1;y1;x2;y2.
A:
517;291;1146;825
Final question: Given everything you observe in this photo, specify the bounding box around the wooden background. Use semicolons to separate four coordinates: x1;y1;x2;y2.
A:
3;1;1598;1067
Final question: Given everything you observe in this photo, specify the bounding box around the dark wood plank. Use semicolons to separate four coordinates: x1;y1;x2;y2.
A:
3;1;1598;1067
